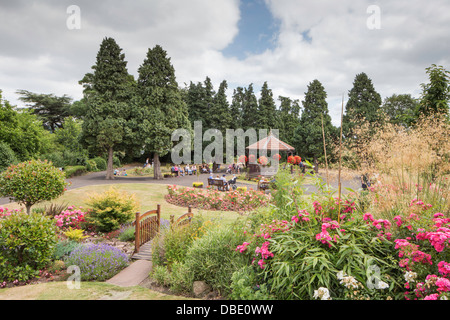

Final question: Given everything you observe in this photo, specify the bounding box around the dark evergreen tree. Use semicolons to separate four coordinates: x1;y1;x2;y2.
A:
241;84;259;131
16;90;72;132
229;86;244;130
342;72;382;149
293;80;337;170
79;37;136;179
210;80;232;133
136;44;190;179
258;81;278;130
277;96;301;147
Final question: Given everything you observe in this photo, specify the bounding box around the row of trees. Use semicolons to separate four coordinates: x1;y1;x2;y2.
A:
1;36;449;179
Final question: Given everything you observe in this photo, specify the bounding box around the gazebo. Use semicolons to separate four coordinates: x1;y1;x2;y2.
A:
245;132;295;178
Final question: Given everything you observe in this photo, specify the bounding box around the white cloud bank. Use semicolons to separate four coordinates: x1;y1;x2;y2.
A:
0;0;449;126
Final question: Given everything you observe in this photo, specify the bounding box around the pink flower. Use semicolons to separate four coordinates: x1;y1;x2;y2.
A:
438;261;450;277
363;213;374;222
423;294;439;300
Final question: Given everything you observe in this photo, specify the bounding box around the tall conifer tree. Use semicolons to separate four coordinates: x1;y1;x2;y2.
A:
294;80;336;170
79;37;135;179
136;45;190;179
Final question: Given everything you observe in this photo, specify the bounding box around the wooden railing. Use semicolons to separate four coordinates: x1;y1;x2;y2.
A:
170;206;194;229
134;205;160;253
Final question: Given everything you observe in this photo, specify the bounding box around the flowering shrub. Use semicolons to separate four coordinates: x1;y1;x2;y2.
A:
0;206;20;219
258;156;268;165
166;185;271;213
65;243;129;281
238;155;247;163
0;159;68;214
54;206;88;230
272;154;281;161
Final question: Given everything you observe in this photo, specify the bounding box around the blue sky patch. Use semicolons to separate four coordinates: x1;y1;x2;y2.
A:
222;0;280;60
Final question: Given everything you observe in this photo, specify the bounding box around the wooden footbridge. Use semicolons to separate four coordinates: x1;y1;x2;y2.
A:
131;205;193;261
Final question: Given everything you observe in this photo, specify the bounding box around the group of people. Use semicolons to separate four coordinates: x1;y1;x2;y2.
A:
208;173;237;191
171;164;198;177
226;163;241;175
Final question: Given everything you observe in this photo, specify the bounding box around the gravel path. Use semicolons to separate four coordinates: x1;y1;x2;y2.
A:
0;167;362;206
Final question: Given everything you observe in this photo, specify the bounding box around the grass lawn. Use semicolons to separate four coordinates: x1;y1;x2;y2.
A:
0;281;192;300
4;183;243;225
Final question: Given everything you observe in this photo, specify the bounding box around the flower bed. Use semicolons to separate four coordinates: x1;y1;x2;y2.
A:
165;185;271;212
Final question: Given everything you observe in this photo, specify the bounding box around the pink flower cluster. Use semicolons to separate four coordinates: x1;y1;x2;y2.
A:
291;209;310;224
235;219;289;269
255;241;274;269
409;198;433;212
0;207;21;218
415;213;450;253
394;238;432;270
363;213;392;240
410;274;450;300
315;220;340;248
54;206;87;229
236;242;250;253
255;220;290;239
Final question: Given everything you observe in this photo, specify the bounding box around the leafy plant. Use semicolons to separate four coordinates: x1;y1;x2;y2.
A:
0;159;68;214
53;240;83;261
85;187;139;233
0;212;58;282
118;225;135;242
63;227;88;242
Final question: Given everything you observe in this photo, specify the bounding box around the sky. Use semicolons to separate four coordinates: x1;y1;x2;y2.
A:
0;0;449;126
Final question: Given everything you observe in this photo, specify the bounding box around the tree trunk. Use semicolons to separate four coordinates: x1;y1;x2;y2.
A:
26;204;32;214
153;153;163;180
106;146;115;180
314;155;319;173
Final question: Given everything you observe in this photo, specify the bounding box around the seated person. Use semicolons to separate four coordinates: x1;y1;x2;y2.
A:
220;174;228;189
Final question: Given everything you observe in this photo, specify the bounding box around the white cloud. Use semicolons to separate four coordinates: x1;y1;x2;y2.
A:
0;0;449;127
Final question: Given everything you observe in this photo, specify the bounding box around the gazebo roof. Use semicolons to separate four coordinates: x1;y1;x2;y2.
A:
246;133;295;152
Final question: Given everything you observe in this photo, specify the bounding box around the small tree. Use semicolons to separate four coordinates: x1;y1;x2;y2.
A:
0;159;68;214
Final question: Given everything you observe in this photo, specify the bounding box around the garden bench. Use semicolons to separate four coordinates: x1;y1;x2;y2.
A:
258;180;270;191
208;178;227;191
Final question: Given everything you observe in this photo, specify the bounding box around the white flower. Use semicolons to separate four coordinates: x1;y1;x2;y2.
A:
440;295;448;300
336;271;346;280
340;276;361;290
404;271;417;283
313;287;332;300
375;280;389;290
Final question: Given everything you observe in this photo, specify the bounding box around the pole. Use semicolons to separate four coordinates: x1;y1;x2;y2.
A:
321;113;329;187
338;95;344;223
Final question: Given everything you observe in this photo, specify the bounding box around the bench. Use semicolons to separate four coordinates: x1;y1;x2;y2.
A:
258;180;270;191
208;178;227;191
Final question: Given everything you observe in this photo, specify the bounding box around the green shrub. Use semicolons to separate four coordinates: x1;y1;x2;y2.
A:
182;222;250;296
0;159;68;214
0;142;18;172
64;165;87;178
152;265;171;287
118;225;135;242
230;265;274;300
0;211;58;282
86;159;98;172
53;240;83;261
85;187;139;233
39;151;65;169
92;157;107;171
